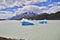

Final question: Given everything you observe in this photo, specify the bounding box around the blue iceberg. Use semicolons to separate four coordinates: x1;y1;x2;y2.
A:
39;19;47;24
21;18;34;26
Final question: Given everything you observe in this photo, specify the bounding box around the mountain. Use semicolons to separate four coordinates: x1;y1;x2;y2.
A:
0;37;20;40
9;12;38;20
16;11;60;20
0;4;60;20
8;5;47;20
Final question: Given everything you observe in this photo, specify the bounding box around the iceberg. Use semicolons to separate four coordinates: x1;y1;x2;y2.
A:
21;18;34;26
39;19;47;24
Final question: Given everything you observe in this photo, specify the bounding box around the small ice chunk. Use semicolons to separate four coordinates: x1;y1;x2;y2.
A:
39;19;47;24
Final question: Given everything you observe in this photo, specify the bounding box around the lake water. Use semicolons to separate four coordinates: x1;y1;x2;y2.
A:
0;20;60;40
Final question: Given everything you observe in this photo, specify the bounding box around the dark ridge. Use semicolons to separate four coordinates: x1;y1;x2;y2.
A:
17;11;60;20
0;37;15;40
0;37;24;40
0;19;6;21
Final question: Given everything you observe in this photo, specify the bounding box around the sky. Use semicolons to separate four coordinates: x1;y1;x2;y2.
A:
0;0;60;19
32;0;60;6
0;0;60;12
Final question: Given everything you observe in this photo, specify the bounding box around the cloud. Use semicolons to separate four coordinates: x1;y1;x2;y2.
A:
47;6;60;14
48;2;60;7
15;5;40;15
0;0;47;8
0;0;60;19
30;0;47;5
57;2;60;4
19;2;60;14
45;2;60;13
15;5;48;15
15;0;47;6
0;11;15;19
30;0;47;3
0;0;4;3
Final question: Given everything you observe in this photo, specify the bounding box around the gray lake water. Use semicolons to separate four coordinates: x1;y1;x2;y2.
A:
0;20;60;40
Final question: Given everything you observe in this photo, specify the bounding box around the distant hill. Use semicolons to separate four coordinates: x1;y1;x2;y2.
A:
0;37;22;40
0;11;60;20
0;37;15;40
17;11;60;20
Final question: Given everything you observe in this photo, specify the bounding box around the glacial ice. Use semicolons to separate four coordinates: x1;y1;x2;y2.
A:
21;18;34;26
